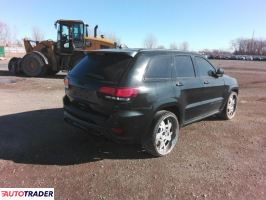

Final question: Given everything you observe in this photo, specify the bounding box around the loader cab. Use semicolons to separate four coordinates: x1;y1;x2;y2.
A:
55;20;86;54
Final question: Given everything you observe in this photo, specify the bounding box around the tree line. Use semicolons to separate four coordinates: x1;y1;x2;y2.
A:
143;34;189;50
231;38;266;55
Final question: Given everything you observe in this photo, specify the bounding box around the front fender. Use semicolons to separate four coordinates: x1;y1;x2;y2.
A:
32;51;49;65
224;75;239;93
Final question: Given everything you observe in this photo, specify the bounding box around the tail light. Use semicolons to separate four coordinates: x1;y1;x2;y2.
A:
111;127;124;135
99;86;139;101
64;77;69;89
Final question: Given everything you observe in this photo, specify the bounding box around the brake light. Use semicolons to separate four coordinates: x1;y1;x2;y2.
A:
99;86;139;100
64;78;69;89
116;88;138;98
111;127;124;135
99;87;116;96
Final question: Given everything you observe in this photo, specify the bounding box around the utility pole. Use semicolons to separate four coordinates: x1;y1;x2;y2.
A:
251;30;255;55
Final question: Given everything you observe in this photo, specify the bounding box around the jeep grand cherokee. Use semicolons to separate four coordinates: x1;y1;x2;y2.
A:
63;49;239;156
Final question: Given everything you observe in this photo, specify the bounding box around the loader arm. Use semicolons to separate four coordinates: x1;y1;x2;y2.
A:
23;39;34;53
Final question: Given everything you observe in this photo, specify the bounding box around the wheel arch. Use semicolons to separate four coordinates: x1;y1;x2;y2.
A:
154;102;183;125
230;87;239;94
32;51;49;65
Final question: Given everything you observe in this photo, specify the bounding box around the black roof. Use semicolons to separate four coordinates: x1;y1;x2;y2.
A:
55;19;84;26
92;48;201;57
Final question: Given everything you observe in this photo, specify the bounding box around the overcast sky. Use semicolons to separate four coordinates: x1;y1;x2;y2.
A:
1;0;266;51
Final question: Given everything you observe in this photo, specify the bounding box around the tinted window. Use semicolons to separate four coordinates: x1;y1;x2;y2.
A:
195;57;215;77
174;55;195;77
73;23;84;39
145;55;172;78
70;53;132;83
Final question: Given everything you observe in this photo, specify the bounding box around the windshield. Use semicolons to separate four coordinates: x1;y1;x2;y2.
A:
69;53;133;83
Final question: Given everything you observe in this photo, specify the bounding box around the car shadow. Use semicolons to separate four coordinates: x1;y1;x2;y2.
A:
0;108;152;166
0;70;66;79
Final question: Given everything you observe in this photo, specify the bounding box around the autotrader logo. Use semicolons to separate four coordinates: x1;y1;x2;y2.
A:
0;188;54;199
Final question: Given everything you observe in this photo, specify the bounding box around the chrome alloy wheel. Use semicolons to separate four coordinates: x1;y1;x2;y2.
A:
155;117;177;155
227;94;237;118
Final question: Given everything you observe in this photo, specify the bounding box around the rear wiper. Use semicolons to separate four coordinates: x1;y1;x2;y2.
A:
85;73;104;80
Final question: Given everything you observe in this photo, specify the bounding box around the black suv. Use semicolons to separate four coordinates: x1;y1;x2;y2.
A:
63;49;239;156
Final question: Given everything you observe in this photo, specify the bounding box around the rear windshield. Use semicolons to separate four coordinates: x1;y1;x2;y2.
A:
69;53;133;83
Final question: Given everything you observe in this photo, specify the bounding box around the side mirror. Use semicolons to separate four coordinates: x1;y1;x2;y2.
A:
216;68;224;77
208;70;216;77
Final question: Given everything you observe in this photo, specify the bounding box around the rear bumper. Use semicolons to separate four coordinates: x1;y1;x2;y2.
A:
63;98;152;143
64;111;105;134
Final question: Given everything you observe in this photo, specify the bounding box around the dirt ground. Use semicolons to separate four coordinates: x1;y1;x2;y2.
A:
0;59;265;200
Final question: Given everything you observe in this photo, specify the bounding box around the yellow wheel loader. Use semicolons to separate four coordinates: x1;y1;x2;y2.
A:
8;19;116;76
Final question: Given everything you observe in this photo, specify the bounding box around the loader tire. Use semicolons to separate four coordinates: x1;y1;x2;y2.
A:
8;57;22;75
21;53;47;77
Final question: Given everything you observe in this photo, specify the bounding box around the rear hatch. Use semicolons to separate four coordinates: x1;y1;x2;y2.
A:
65;52;134;117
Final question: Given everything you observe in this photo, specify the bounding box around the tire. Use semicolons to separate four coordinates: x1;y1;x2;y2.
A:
219;91;238;120
8;57;18;72
8;57;22;75
21;53;47;77
143;110;179;157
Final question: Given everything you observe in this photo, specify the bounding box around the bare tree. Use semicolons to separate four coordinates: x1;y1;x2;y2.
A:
0;21;10;46
231;39;239;53
32;26;44;41
157;45;165;49
179;41;189;51
104;32;121;45
15;39;23;47
169;42;178;49
143;34;157;48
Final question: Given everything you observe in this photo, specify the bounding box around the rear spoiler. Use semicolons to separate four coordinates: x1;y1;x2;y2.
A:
86;50;138;57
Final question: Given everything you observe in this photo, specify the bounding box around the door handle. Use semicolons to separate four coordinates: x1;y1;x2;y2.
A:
204;80;209;84
176;81;183;86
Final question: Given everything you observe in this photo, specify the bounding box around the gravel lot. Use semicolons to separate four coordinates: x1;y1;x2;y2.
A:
0;59;265;200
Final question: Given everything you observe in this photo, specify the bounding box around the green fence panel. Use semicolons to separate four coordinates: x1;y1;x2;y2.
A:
0;46;5;57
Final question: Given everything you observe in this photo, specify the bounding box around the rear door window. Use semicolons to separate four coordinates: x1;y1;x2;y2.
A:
174;55;195;77
70;53;133;83
145;55;172;79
